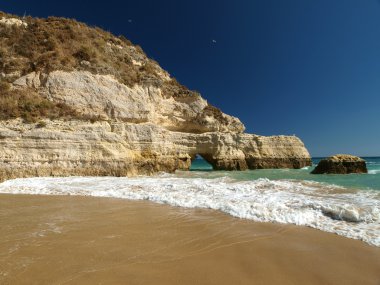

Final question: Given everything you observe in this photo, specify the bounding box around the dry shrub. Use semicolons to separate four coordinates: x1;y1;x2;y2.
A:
36;120;47;128
0;80;90;123
202;105;229;124
118;35;133;46
73;46;97;62
162;77;200;100
139;61;157;75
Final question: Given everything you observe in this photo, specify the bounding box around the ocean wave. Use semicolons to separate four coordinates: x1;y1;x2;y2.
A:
0;176;379;247
368;170;380;175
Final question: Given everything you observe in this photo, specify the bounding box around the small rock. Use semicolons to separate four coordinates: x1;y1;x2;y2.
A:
0;17;28;27
311;154;367;174
80;60;91;67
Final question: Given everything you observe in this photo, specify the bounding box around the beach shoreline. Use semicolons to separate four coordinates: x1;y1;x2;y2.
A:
1;194;379;285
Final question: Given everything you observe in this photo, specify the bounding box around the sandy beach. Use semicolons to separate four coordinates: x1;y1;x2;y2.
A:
1;194;379;285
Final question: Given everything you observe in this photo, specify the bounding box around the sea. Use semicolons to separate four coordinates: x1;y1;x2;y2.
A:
0;157;379;246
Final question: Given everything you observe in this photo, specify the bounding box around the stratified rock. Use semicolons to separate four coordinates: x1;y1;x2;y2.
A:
0;12;312;181
0;119;312;181
12;71;245;134
311;154;367;174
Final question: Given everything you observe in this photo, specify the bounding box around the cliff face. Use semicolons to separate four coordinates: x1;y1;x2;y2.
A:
12;70;244;134
0;13;311;181
0;118;311;181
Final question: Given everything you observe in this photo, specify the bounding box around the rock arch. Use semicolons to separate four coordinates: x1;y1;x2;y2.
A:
189;154;213;170
172;132;312;172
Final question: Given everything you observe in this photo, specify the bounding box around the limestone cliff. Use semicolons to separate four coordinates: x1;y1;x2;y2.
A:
0;13;311;181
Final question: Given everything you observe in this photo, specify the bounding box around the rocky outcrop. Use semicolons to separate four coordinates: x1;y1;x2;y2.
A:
311;155;367;174
12;71;244;134
0;17;27;27
0;13;312;182
0;119;311;182
0;72;311;181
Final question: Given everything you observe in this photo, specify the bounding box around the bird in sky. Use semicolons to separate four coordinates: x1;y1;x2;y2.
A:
212;39;216;43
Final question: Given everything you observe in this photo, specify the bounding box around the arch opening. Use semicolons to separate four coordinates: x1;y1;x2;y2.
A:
190;154;213;171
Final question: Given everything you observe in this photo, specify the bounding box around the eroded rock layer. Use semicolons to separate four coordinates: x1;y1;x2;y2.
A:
0;119;311;182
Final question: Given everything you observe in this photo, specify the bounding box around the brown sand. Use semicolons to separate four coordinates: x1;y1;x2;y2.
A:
0;194;379;285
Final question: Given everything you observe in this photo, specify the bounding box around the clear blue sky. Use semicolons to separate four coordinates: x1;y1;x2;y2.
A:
2;0;380;157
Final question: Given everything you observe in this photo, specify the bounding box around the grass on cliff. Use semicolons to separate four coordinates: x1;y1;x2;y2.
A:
0;80;93;123
0;11;210;123
0;11;196;98
0;13;141;87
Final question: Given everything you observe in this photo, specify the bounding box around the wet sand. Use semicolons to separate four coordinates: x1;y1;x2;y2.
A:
0;194;379;285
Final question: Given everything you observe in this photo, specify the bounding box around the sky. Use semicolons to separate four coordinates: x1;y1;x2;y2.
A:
1;0;380;157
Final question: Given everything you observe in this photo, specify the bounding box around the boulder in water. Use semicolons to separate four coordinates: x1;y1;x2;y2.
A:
311;154;367;174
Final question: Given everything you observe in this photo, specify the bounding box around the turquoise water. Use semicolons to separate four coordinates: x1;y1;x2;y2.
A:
190;157;380;191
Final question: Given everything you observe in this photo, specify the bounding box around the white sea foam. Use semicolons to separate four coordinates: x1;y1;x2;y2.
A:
368;170;380;175
0;176;379;246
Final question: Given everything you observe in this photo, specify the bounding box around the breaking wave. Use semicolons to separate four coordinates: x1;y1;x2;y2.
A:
0;176;379;246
